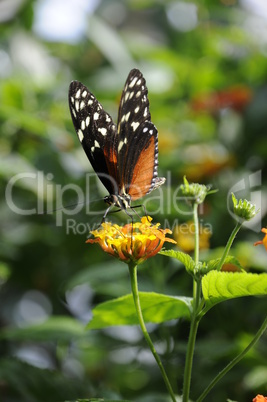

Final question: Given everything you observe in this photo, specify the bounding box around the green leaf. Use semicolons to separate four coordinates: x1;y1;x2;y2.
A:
207;255;244;272
160;249;195;272
0;317;85;342
202;271;267;309
0;262;10;284
87;292;192;329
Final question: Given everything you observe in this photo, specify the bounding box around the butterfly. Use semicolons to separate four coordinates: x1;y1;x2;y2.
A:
68;68;165;220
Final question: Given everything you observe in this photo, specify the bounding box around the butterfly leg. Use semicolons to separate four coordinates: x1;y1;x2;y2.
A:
130;204;151;222
100;204;114;224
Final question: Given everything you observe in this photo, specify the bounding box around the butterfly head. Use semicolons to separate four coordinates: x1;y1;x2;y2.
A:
104;193;131;210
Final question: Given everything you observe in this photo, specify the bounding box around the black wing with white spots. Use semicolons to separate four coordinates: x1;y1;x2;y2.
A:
68;81;119;195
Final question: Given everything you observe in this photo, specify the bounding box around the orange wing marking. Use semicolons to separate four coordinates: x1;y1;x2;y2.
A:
127;137;155;201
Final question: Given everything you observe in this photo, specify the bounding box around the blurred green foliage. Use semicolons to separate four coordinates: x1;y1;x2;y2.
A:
0;0;267;401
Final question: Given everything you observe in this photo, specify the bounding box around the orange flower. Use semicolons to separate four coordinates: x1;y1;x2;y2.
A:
174;220;211;253
254;228;267;251
87;216;176;264
253;395;267;402
191;85;252;114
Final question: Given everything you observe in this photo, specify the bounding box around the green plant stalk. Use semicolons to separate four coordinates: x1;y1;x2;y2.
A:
128;263;177;402
182;305;200;402
193;202;199;267
182;202;201;402
216;221;243;271
196;314;267;402
192;202;199;301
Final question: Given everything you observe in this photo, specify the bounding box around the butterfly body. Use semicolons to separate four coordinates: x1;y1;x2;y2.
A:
68;69;165;217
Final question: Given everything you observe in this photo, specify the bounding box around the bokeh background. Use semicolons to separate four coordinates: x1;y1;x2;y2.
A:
0;0;267;401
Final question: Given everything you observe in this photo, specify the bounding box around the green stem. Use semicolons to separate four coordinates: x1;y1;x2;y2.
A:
217;222;242;271
196;314;267;402
182;280;202;402
193;202;200;301
182;308;200;402
128;263;177;402
193;202;199;266
182;202;201;402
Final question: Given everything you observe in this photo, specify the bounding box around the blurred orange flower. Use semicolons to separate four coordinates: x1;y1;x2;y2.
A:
174;220;211;253
254;228;267;251
252;395;267;402
87;216;176;265
192;85;252;114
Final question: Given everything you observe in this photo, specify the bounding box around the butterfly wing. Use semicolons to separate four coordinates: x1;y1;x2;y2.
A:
116;69;165;200
124;121;165;200
68;81;119;195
